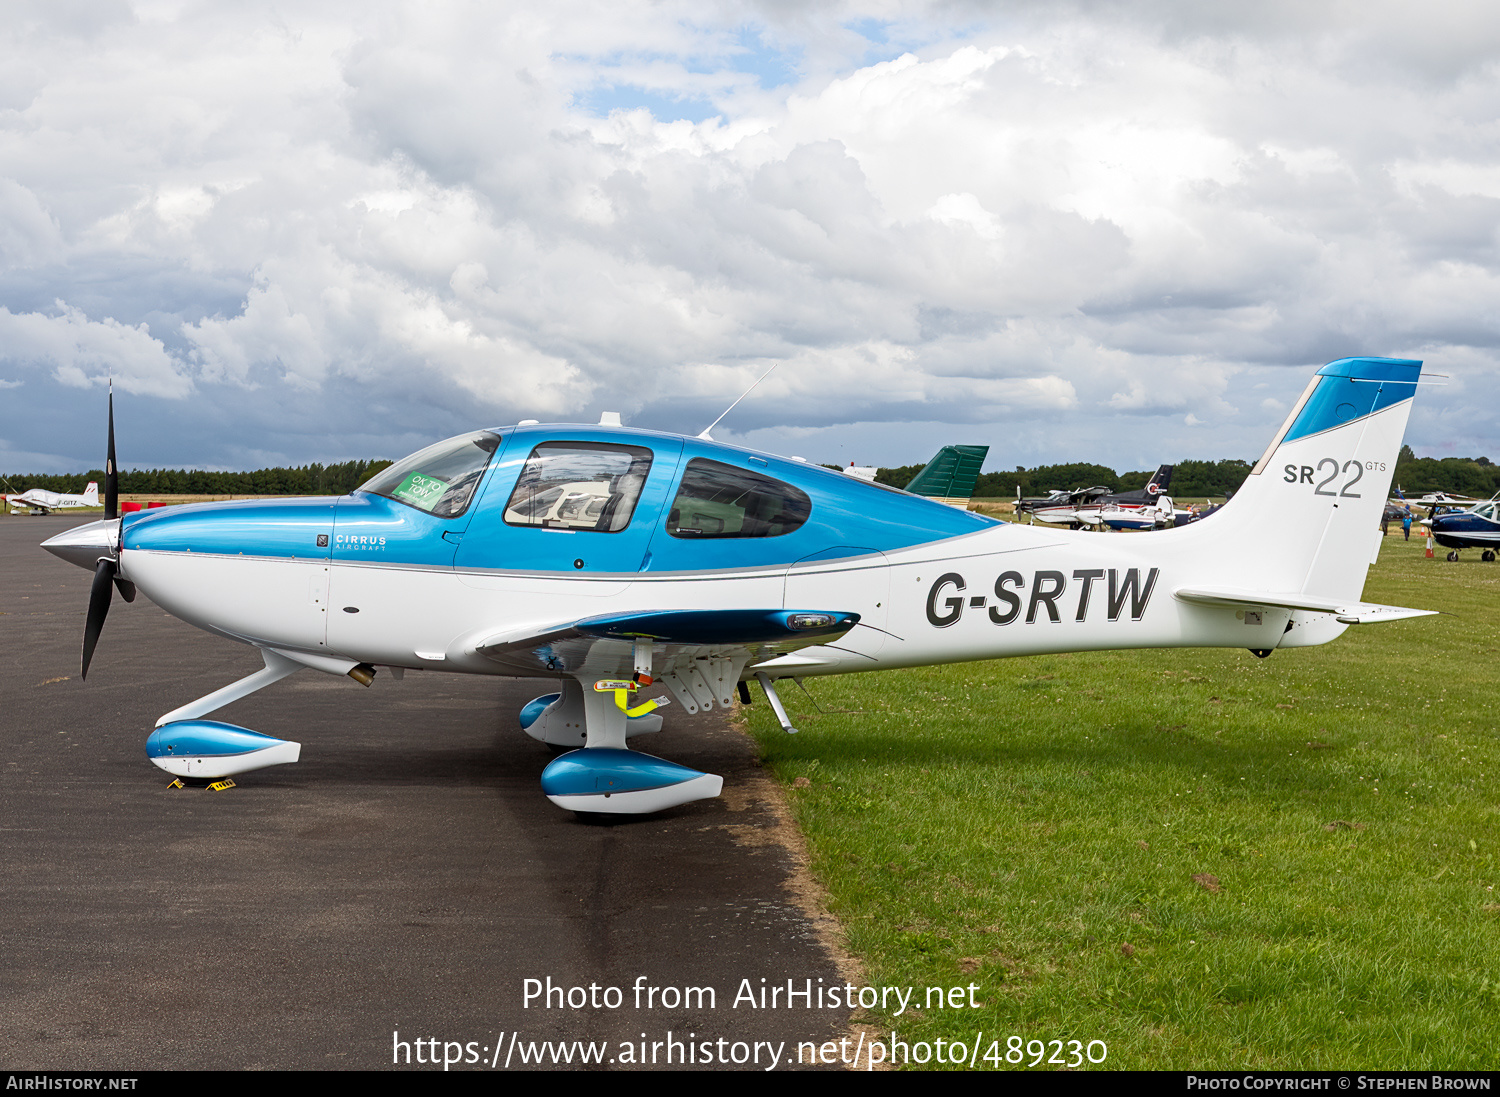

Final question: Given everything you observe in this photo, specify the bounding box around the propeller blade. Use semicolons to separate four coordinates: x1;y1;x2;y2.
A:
82;558;115;680
104;381;118;521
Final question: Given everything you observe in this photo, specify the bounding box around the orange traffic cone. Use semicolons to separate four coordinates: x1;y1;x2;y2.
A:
1425;537;1434;559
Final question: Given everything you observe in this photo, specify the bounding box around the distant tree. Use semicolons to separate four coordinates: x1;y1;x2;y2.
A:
875;463;927;490
1028;463;1119;493
1169;459;1253;498
1;460;395;497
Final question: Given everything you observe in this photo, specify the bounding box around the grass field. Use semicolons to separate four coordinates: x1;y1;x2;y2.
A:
744;528;1500;1070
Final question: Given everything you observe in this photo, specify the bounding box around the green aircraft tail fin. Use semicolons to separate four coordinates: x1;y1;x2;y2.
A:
905;445;989;508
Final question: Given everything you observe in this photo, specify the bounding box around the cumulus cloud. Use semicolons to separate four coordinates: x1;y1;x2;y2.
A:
0;0;1497;472
0;303;191;397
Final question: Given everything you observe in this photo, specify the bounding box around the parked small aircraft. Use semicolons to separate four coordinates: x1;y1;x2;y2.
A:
1428;494;1500;561
1173;497;1230;528
1395;489;1479;509
7;482;99;515
1099;495;1176;531
43;359;1433;816
1020;465;1173;528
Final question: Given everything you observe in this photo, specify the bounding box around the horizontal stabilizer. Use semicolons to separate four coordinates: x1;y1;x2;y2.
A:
1174;586;1435;624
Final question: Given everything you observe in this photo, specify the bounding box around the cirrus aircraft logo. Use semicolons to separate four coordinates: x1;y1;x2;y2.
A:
335;534;388;551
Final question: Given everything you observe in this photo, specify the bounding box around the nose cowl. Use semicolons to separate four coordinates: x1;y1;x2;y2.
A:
41;519;120;572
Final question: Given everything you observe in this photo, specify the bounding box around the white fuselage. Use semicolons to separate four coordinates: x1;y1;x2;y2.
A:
109;371;1413;689
115;513;1303;683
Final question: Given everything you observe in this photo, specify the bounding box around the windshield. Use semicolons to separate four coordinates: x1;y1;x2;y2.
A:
360;430;501;518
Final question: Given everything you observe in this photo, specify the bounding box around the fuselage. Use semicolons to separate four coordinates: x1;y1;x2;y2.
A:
107;423;1322;681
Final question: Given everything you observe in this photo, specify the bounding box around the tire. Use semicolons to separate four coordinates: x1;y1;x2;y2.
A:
1447;551;1460;562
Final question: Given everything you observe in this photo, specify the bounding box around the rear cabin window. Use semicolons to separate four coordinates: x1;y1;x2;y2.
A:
666;458;810;538
503;442;654;532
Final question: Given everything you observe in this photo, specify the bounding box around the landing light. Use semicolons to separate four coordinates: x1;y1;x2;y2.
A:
787;613;835;630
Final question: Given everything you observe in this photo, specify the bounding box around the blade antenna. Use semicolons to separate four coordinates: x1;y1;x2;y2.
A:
105;378;118;520
698;362;778;441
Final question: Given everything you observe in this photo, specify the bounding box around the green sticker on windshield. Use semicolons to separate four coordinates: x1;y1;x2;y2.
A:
391;472;448;511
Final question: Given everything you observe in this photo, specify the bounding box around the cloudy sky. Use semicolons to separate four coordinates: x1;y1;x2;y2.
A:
2;0;1499;476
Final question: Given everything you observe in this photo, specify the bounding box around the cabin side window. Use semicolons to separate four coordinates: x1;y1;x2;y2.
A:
666;458;810;539
360;430;500;518
503;442;654;532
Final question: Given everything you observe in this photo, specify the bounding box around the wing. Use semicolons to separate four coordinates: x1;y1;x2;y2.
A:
467;608;860;713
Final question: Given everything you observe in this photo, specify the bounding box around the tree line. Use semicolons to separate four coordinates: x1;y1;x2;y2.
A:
878;447;1500;500
1389;446;1500;499
1;459;394;497
5;445;1495;502
877;458;1257;499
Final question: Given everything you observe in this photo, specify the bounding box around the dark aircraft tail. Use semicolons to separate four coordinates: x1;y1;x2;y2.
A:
906;445;989;509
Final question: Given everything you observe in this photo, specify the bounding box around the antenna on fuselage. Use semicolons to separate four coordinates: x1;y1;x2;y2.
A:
698;362;778;441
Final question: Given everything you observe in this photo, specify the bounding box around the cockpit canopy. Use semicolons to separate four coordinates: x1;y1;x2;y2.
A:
360;430;500;519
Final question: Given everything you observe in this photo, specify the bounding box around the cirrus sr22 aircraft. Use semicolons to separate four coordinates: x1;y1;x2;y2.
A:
43;357;1433;815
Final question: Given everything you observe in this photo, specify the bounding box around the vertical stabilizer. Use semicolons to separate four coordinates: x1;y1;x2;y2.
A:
907;445;989;509
1187;357;1421;614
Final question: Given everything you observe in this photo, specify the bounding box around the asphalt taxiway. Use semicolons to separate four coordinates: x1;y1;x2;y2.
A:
0;515;850;1070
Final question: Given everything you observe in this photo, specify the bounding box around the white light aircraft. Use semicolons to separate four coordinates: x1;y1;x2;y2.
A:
8;481;99;515
43;358;1434;815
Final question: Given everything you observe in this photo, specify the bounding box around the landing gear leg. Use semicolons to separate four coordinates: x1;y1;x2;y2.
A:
147;647;310;779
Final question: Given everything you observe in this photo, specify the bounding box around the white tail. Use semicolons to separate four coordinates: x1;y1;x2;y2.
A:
1178;357;1421;642
83;482;99;503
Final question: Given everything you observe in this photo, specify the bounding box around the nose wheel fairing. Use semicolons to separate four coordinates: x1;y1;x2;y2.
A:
146;720;301;779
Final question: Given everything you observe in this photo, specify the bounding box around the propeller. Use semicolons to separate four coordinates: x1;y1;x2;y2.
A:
105;380;117;521
80;381;134;679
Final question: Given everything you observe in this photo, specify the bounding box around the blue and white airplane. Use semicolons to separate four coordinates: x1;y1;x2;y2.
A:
42;357;1435;815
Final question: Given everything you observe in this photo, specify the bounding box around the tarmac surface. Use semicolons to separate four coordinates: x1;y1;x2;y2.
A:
0;514;851;1071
